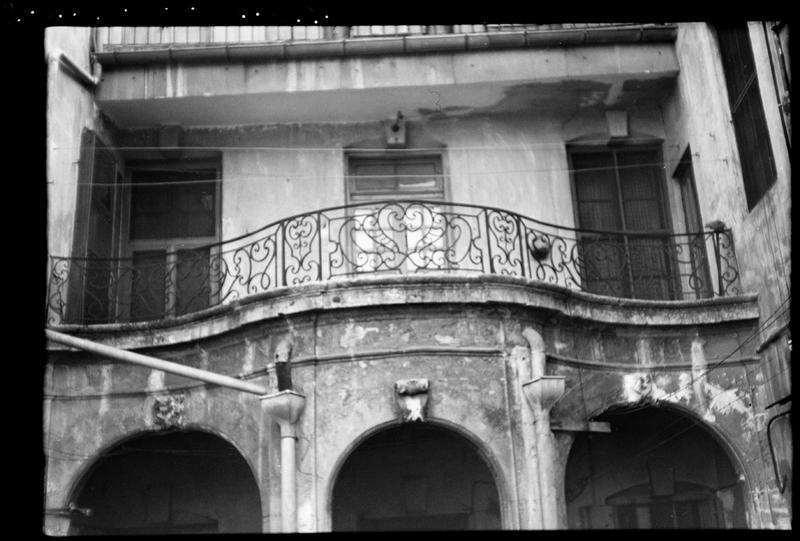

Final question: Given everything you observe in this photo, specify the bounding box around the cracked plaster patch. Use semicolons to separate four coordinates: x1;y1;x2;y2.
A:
340;323;380;349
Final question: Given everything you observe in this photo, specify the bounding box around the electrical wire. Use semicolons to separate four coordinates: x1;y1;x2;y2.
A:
66;156;737;187
53;136;686;153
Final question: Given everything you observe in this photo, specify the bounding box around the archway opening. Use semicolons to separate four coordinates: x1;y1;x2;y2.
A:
68;430;262;535
332;422;501;531
564;405;747;529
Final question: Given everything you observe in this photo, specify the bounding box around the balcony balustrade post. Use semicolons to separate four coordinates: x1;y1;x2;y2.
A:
714;230;725;297
483;210;495;274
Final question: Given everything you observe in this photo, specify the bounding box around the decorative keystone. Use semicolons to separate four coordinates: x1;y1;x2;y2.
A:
522;376;566;413
395;379;430;422
261;390;306;435
153;394;186;430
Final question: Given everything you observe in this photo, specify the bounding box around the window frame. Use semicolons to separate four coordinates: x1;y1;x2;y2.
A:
714;23;778;211
567;142;679;299
120;159;222;321
67;129;126;324
345;150;449;204
342;150;449;275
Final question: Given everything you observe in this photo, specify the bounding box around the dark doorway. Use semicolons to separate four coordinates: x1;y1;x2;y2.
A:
564;405;747;529
332;423;501;531
68;431;262;535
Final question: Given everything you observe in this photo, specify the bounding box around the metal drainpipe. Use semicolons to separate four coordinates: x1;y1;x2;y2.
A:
92;25;676;66
521;328;566;530
47;49;101;88
45;329;267;395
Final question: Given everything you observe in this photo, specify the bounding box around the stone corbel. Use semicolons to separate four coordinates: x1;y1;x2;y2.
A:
395;379;430;422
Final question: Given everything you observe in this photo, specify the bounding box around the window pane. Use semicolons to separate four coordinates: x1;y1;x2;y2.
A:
572;152;621;231
717;24;755;105
349;158;443;199
176;248;211;315
131;250;166;321
617;150;664;231
130;169;217;239
716;24;777;210
352;164;396;191
173;183;216;237
395;162;440;191
732;85;777;208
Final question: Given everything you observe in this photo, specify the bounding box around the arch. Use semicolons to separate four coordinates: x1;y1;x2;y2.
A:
327;418;510;531
65;426;263;535
563;402;750;529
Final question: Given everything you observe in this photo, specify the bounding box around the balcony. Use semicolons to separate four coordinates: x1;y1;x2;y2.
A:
47;201;741;326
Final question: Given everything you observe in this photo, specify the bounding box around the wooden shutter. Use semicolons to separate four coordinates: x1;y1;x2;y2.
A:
572;148;675;299
67;130;121;323
716;24;777;209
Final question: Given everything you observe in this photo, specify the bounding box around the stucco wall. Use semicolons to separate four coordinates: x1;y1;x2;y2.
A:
146;106;670;243
663;23;791;328
45;280;776;531
46;28;118;261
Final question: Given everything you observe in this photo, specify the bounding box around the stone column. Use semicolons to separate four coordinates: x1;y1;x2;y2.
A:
261;390;306;533
508;339;543;529
521;328;566;530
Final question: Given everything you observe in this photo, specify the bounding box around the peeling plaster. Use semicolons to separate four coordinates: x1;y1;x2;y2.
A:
147;369;165;392
98;365;113;417
434;334;457;345
339;322;379;349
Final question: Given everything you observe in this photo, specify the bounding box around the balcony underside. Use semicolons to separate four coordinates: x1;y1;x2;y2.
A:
96;44;678;127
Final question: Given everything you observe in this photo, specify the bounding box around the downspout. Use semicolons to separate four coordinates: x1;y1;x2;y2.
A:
261;334;306;533
47;49;102;88
46;329;307;532
521;328;566;530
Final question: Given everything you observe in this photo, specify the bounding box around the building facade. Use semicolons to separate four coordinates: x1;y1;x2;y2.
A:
44;23;791;533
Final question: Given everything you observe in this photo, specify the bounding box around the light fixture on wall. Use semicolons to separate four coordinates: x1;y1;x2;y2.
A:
386;111;406;148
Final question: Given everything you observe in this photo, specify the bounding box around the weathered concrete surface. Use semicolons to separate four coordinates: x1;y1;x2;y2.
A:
92;108;669;252
47;274;760;350
45;279;774;531
96;44;678;126
45;28;116;269
661;23;791;527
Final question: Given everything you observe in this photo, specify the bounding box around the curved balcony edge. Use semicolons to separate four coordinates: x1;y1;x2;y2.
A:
45;273;760;352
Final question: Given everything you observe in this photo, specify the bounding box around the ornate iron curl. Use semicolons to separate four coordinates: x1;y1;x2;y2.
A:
45;201;742;324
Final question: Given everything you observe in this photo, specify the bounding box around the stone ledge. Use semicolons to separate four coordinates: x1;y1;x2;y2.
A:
47;274;759;351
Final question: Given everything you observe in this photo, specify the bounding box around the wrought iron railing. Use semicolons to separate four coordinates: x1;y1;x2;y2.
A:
47;201;740;325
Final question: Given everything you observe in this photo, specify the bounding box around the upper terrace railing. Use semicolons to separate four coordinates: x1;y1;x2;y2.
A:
47;201;741;326
94;24;648;51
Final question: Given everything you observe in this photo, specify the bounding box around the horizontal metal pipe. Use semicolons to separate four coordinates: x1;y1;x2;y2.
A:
48;49;101;87
45;329;267;396
94;25;677;66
